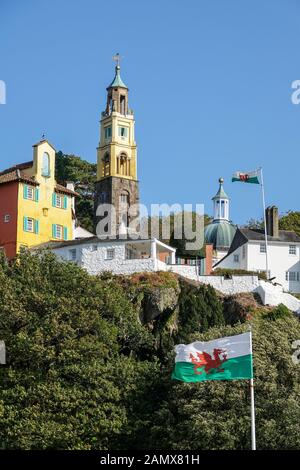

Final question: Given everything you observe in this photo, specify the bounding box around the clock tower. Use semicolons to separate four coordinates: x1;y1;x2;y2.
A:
94;57;139;236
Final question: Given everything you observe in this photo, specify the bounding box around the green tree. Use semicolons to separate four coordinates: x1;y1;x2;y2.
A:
147;313;300;450
0;251;155;449
279;211;300;236
55;152;97;233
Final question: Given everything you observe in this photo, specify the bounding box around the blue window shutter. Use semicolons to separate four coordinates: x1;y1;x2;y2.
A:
52;224;56;238
63;196;67;209
34;219;39;234
35;188;39;202
23;217;28;231
63;227;68;240
52;192;57;207
23;185;28;199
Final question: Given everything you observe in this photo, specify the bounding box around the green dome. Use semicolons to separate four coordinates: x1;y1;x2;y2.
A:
204;220;236;250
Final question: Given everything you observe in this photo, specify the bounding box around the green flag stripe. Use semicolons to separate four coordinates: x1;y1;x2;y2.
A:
172;354;253;382
232;176;260;184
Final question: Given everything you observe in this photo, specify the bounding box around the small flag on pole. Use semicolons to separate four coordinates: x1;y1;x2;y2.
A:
172;332;253;382
232;170;260;184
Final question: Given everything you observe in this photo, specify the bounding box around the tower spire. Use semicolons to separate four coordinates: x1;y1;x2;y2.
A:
212;177;230;221
108;53;128;90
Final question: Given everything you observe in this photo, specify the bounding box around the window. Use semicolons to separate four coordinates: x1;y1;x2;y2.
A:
102;153;110;177
104;127;112;139
42;152;50;177
120;193;129;204
52;193;67;209
52;224;67;240
4;214;10;223
99;192;107;203
106;249;115;260
289;245;297;255
220;200;225;218
118;126;128;138
91;245;98;252
56;194;62;208
117;153;130;176
27;187;33;199
69;249;77;261
260;243;266;253
286;272;300;282
120;95;126;114
233;254;239;263
23;185;39;201
23;217;39;234
242;245;246;258
27;218;33;232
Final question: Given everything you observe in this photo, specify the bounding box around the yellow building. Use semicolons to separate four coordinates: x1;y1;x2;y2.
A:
0;139;77;258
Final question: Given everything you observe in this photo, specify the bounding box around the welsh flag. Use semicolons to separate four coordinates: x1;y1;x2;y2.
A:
232;170;260;184
172;332;253;382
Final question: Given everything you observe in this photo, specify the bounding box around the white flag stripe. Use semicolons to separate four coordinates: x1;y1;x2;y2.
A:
233;170;259;177
174;332;251;363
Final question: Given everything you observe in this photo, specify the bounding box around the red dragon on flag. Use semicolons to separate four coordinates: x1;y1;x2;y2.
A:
189;348;228;375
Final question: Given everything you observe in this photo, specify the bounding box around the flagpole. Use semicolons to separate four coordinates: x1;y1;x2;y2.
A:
259;167;269;279
249;329;256;450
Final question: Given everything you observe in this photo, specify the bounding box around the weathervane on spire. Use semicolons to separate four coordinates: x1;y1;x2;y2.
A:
112;53;122;67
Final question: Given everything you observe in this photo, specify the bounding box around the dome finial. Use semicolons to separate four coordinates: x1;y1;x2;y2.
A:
219;177;224;184
108;53;128;89
113;53;121;68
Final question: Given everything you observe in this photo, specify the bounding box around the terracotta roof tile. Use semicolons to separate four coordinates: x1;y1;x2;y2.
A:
55;184;79;196
0;169;38;186
0;161;33;175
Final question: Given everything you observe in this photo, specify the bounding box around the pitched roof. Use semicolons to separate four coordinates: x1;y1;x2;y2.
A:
55;183;79;196
239;227;300;243
0;166;39;186
32;139;56;151
0;162;79;196
214;227;300;267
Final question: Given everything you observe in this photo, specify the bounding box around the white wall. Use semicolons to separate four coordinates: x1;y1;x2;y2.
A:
217;241;300;293
197;275;259;295
52;240;163;276
247;242;300;292
169;264;200;281
255;281;300;314
216;244;248;270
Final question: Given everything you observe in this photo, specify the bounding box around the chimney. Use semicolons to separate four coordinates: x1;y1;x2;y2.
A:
266;206;279;238
66;181;76;237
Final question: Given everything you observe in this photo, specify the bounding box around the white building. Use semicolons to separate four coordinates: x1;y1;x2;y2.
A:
36;237;176;276
215;206;300;293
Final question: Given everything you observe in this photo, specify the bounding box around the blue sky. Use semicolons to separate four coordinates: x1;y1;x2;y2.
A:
0;0;299;224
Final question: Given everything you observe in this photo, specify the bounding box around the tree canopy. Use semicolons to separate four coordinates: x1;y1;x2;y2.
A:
55;151;96;233
0;251;299;449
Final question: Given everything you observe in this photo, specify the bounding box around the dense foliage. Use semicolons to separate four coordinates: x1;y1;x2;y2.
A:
245;211;300;236
55;152;97;233
279;211;300;236
0;252;299;450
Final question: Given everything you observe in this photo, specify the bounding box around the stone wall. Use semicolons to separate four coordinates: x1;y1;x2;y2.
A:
169;266;260;294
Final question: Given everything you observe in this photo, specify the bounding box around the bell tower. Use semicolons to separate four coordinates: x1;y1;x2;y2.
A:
94;55;139;236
